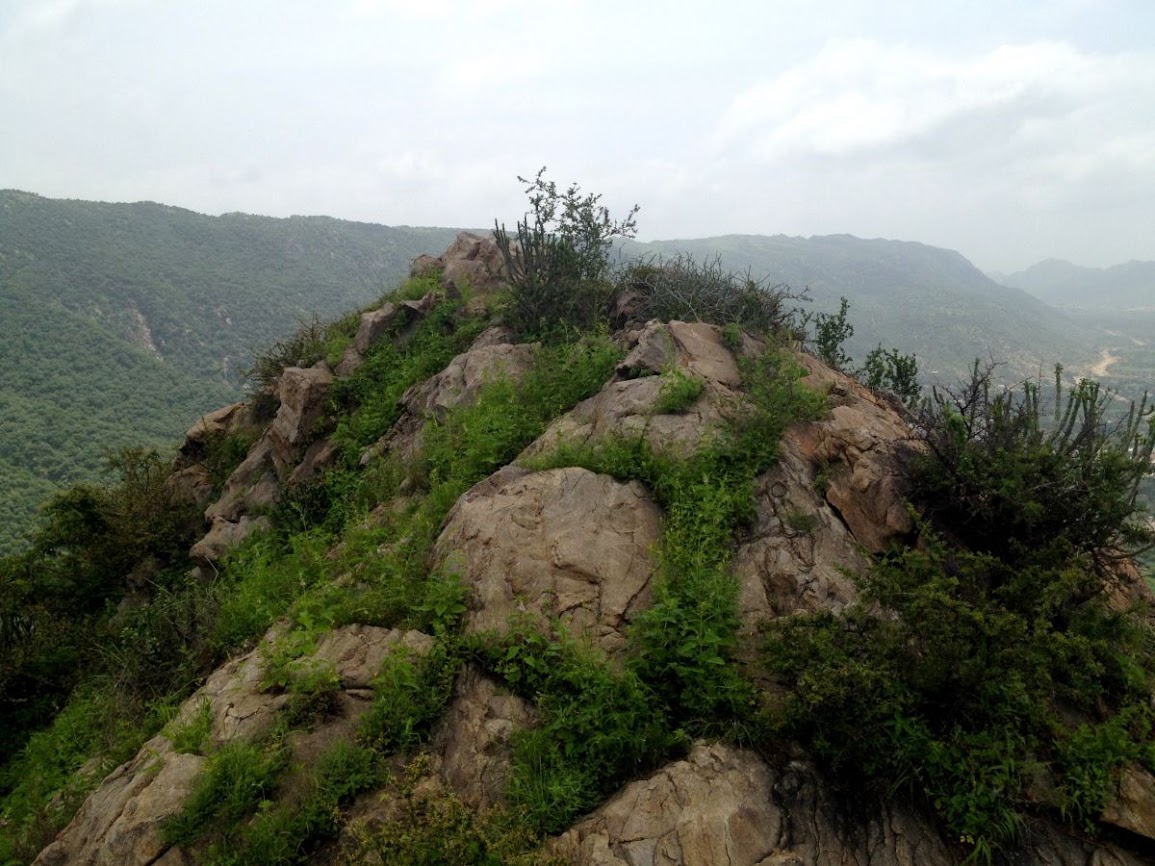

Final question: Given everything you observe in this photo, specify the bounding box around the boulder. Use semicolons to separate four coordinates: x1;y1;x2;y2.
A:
791;354;915;553
733;440;863;643
190;514;272;567
437;231;508;293
180;402;248;459
1102;765;1155;841
523;321;742;462
434;665;536;809
433;466;661;657
550;742;1147;866
268;362;334;474
353;294;437;356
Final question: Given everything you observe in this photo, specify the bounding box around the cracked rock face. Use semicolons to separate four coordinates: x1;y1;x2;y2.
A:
550;742;1148;866
550;741;955;866
434;665;537;809
433;465;661;657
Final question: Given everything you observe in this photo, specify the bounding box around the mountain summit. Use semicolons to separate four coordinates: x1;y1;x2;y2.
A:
11;233;1155;866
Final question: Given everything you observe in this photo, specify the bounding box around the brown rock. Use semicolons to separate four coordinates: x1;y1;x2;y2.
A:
409;253;442;279
190;515;272;566
267;362;334;474
1102;765;1155;840
361;331;534;467
551;742;954;866
437;231;508;293
33;745;204;866
433;466;661;657
792;353;916;553
164;464;215;510
36;625;435;865
180;402;248;457
353;295;436;356
524;321;742;462
733;440;864;644
435;665;536;808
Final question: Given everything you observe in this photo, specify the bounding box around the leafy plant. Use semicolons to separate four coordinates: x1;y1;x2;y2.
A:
618;253;807;338
206;739;383;866
358;644;459;755
161;738;288;847
810;296;853;371
653;368;705;415
913;361;1155;566
494;168;639;339
468;623;679;834
857;344;921;410
767;363;1155;861
167;698;214;755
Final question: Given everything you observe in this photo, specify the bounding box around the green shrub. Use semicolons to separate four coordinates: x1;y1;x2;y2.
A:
161;738;288;847
767;364;1155;861
809;296;853;371
207;739;383;866
166;698;214;755
913;362;1155;565
653;368;704;415
857;344;921;410
494;168;639;340
619;253;806;338
340;755;558;866
358;643;459;755
468;623;679;834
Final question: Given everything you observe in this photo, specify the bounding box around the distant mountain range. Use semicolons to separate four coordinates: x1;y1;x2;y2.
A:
0;190;458;553
993;258;1155;309
624;234;1097;380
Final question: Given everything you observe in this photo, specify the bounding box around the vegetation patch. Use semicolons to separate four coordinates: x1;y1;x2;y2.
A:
161;737;288;849
468;623;679;835
767;365;1155;862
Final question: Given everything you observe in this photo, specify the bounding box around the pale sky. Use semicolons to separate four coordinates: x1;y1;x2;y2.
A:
2;0;1153;272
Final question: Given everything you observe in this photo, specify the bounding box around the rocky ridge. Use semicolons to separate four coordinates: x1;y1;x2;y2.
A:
33;232;1155;865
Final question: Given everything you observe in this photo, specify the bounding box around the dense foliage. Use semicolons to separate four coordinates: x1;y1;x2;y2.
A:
768;364;1155;862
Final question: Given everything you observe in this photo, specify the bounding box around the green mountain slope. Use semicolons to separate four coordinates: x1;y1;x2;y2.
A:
0;190;458;553
623;234;1098;381
999;258;1155;309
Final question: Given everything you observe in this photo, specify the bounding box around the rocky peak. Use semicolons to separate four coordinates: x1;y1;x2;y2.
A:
30;234;1155;866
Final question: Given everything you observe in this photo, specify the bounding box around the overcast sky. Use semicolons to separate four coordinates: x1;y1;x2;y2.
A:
2;0;1153;272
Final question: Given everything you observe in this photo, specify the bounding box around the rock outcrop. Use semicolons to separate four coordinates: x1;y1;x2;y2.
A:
34;626;433;866
433;464;662;658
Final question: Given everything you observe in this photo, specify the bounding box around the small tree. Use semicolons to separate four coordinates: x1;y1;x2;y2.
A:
494;167;639;339
913;361;1155;567
857;344;921;410
810;296;853;371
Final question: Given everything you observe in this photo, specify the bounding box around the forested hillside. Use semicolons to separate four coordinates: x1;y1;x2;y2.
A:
623;234;1099;382
0;190;458;553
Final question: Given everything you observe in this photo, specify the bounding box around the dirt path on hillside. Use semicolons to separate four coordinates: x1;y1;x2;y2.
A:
1090;348;1121;377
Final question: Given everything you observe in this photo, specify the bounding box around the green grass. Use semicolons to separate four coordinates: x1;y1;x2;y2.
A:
161;737;288;848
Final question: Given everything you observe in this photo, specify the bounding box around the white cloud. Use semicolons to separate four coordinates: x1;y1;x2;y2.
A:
713;40;1148;162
